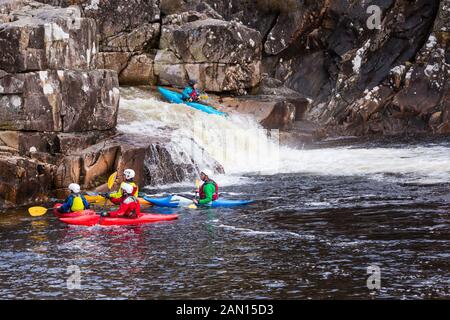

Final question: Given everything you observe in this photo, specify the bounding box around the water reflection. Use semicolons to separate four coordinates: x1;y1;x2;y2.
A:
1;147;450;299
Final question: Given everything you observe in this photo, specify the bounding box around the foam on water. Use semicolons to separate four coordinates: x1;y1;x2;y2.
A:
119;88;450;185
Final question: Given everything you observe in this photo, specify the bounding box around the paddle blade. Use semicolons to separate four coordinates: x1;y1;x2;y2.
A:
28;207;48;217
188;204;197;210
195;179;200;189
85;195;103;204
107;172;117;190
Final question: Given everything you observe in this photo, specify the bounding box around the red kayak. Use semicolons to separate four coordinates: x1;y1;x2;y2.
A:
59;213;179;227
53;204;96;218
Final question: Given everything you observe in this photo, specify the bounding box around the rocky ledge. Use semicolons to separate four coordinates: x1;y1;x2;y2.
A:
0;0;223;210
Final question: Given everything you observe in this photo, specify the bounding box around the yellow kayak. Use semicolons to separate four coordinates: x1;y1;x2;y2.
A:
85;195;151;206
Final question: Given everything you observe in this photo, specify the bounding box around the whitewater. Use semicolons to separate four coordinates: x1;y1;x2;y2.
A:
118;87;450;186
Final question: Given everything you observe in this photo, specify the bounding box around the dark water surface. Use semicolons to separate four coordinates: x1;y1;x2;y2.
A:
1;140;449;299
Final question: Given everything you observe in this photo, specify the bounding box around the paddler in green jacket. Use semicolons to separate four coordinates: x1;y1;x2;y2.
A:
193;169;219;206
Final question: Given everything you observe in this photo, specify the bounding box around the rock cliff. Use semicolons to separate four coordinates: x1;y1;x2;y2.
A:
0;0;222;209
35;0;447;135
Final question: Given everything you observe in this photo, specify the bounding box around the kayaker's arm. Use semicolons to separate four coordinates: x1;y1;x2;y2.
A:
109;183;124;199
59;195;74;213
109;197;123;205
181;87;192;101
81;195;90;210
198;184;215;205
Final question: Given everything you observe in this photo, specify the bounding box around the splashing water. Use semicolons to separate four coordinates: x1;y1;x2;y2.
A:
119;87;450;185
118;88;281;178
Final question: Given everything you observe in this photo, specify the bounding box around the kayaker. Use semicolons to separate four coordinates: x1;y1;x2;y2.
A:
193;169;219;206
104;169;139;204
181;80;200;102
58;183;90;213
101;183;142;218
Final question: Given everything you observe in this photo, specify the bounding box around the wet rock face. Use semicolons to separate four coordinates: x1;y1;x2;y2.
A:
221;95;302;130
80;0;161;51
0;0;120;209
160;19;261;64
35;0;161;51
181;0;448;137
0;3;97;72
162;0;278;38
35;0;161;86
263;1;327;56
319;0;449;136
96;52;157;85
158;18;262;92
0;70;119;132
26;0;448;135
0;155;54;209
0;1;228;209
35;0;264;90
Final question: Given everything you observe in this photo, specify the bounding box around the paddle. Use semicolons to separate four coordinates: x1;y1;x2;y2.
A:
28;206;54;217
28;172;118;217
84;172;118;203
187;179;200;209
100;171;117;211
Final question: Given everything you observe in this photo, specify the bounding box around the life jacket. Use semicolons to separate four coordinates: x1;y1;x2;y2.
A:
71;194;86;212
189;88;199;100
127;181;139;197
199;179;219;201
111;181;139;199
123;196;141;217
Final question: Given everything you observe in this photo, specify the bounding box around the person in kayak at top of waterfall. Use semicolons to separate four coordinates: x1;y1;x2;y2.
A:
182;80;201;102
193;169;219;206
58;183;90;213
104;169;139;204
101;183;142;218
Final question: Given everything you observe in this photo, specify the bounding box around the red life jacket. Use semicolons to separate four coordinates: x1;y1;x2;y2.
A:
109;196;142;218
190;88;199;100
199;179;219;201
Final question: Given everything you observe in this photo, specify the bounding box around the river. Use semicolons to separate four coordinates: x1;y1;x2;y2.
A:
0;88;449;299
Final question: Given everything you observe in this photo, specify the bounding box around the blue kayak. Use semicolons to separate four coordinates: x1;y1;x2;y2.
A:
158;87;227;116
144;195;254;208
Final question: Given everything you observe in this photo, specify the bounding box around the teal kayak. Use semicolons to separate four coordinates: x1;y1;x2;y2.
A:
158;87;227;116
144;195;254;208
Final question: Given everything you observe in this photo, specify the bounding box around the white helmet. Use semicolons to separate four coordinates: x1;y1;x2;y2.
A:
68;183;81;194
200;168;213;177
121;183;134;195
124;169;135;180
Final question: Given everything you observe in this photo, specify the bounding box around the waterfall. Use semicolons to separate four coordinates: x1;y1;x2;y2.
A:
119;87;450;186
